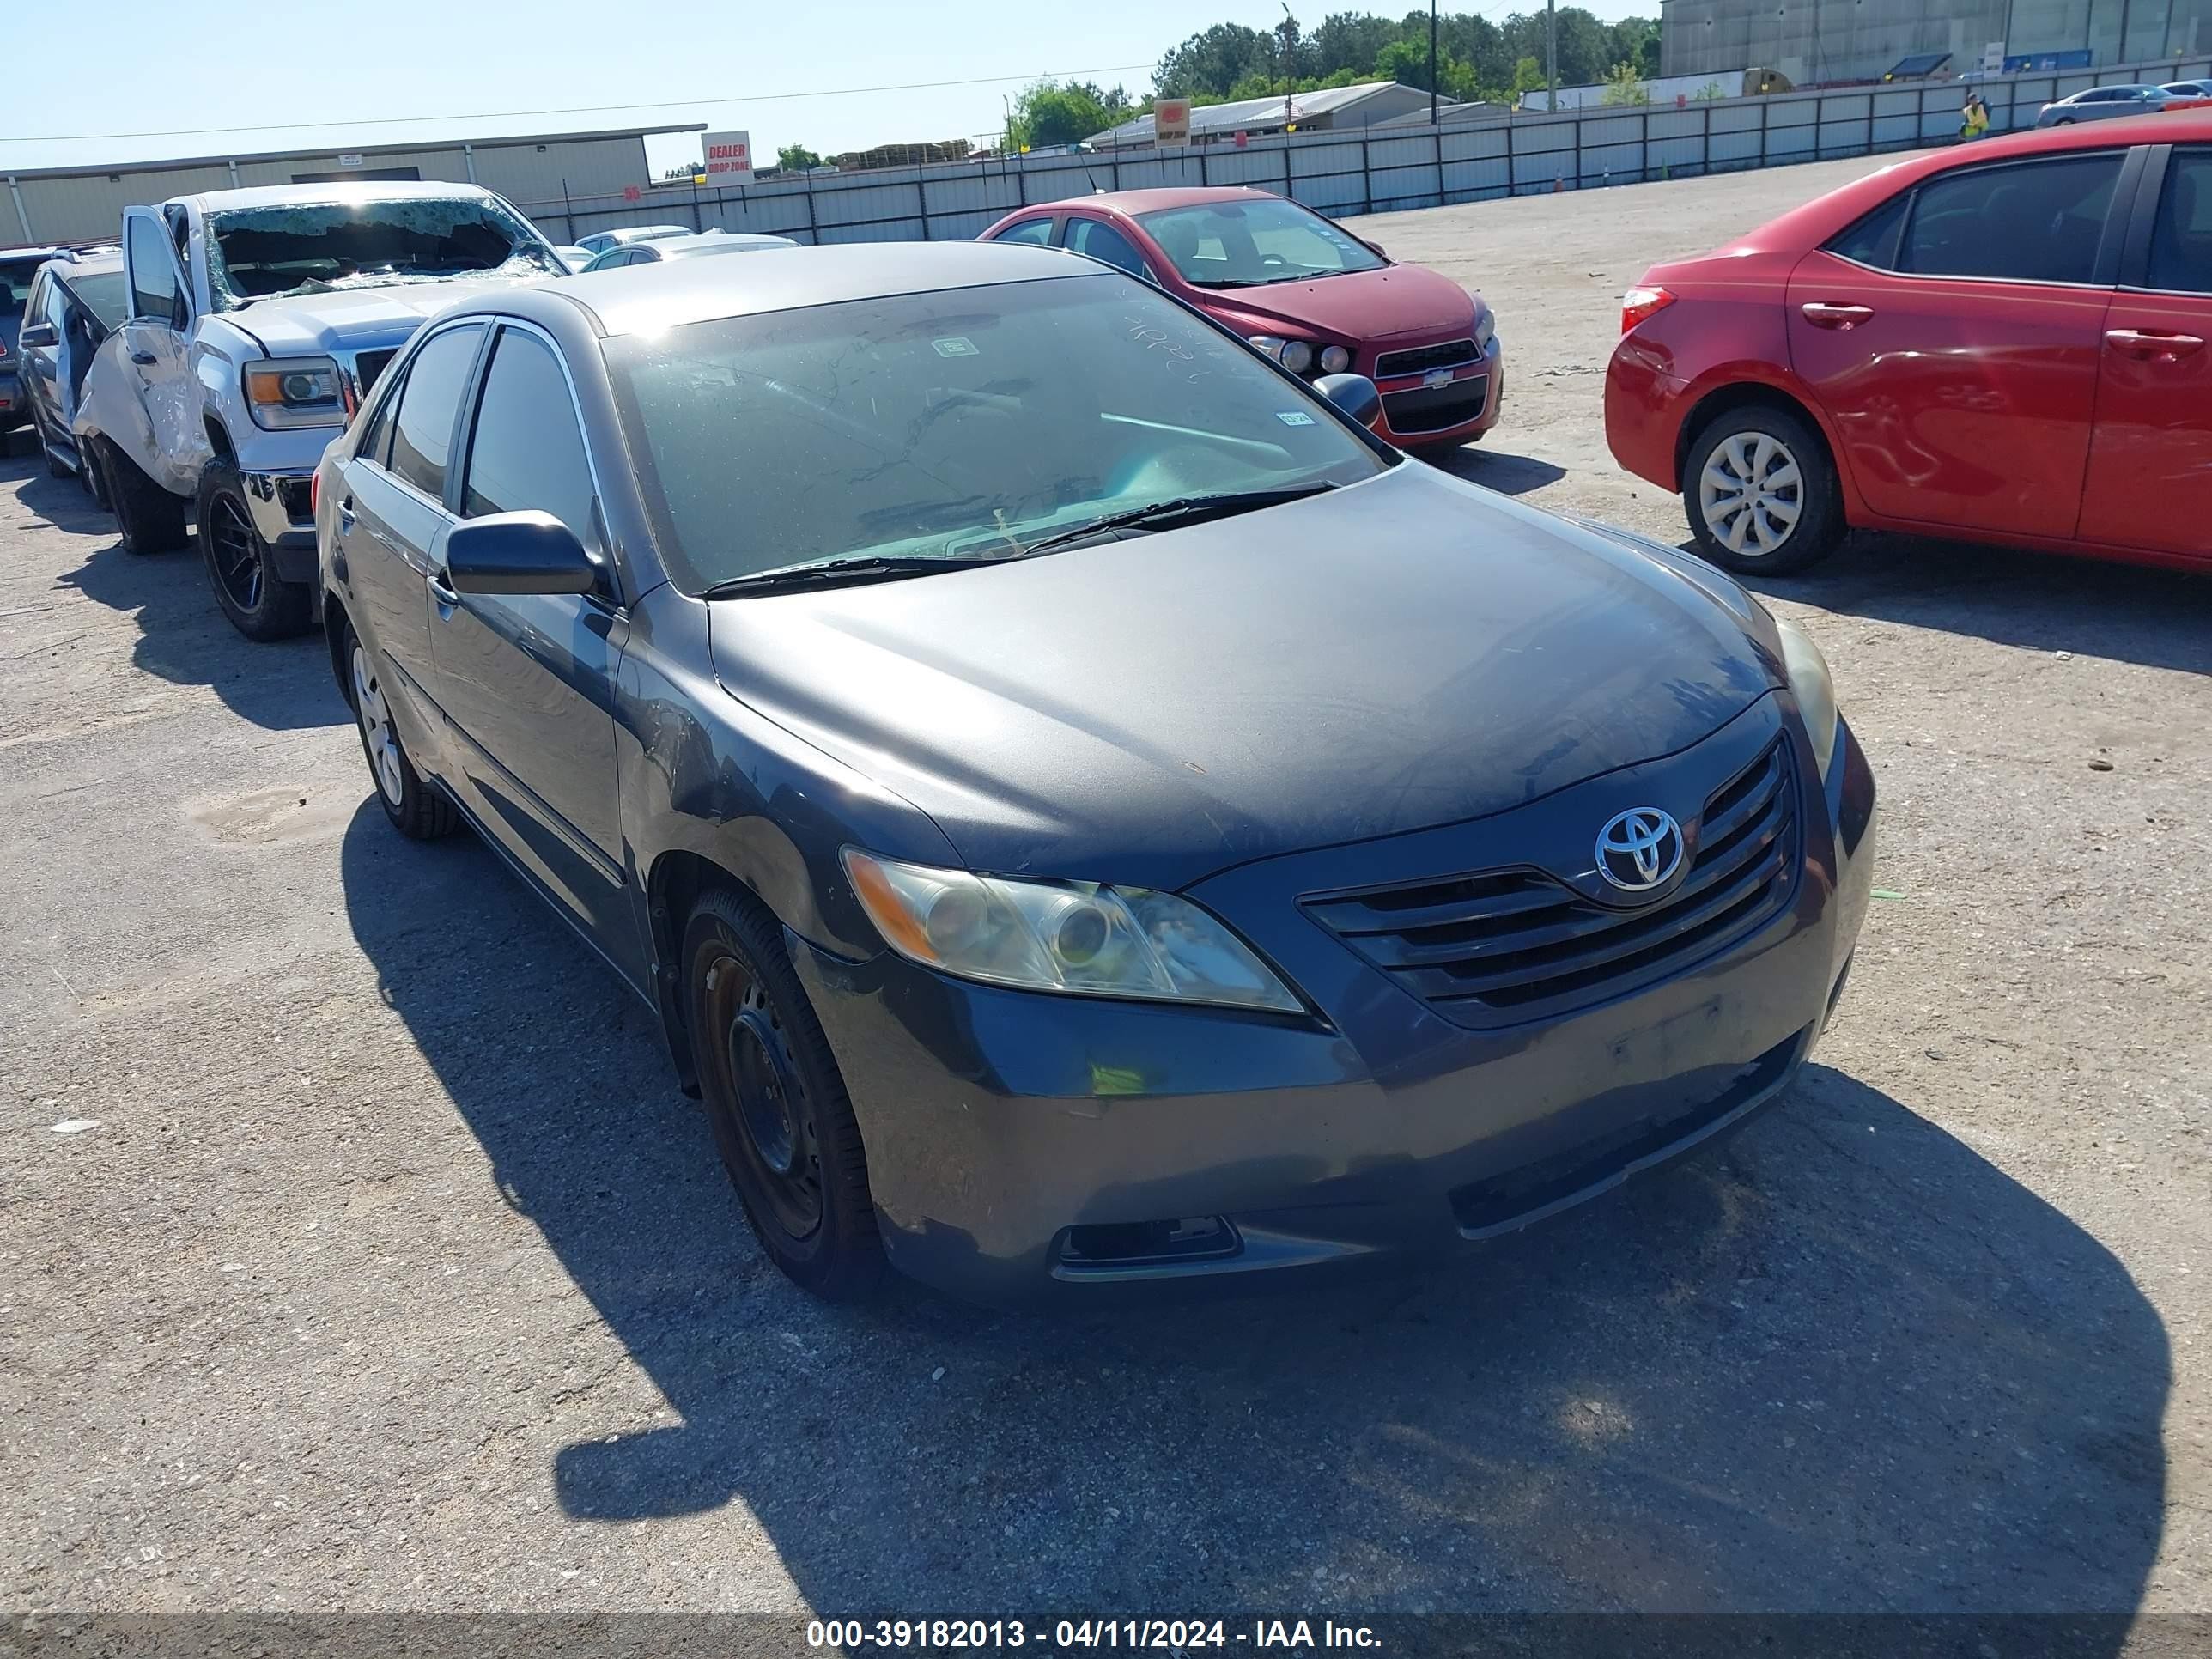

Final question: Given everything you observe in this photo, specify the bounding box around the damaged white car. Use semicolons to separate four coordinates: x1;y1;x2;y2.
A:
76;182;564;639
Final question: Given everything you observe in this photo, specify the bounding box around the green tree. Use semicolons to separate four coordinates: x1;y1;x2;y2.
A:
1311;10;1399;76
776;143;822;172
1600;61;1650;104
1155;21;1277;98
1006;79;1133;149
1510;55;1548;101
1374;36;1477;99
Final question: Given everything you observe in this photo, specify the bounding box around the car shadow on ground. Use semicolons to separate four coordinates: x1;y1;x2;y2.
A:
1733;531;2212;678
15;463;344;732
1421;447;1567;497
341;800;2169;1617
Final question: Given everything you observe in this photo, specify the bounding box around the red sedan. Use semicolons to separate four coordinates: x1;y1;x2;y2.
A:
1606;112;2211;574
981;187;1504;451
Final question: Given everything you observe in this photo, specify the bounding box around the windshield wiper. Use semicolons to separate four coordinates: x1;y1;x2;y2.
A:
700;553;1017;598
1016;483;1336;558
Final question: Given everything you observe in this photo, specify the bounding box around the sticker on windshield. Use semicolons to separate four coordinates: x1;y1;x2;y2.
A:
1276;410;1316;427
933;337;979;357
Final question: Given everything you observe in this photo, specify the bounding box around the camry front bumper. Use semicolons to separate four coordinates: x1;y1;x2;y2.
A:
795;703;1876;1308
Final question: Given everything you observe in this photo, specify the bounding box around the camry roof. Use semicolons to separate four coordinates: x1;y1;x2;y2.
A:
544;239;1090;336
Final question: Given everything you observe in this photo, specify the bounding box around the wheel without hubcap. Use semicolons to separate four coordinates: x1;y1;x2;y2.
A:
682;889;882;1299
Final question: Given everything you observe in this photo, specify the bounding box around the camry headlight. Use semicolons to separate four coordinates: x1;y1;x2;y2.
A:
1772;611;1839;778
843;848;1302;1012
243;356;347;429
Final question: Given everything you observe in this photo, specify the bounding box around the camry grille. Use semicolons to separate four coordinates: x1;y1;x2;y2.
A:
1302;737;1800;1029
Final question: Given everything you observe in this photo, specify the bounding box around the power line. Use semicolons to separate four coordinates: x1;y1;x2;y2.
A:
3;62;1159;147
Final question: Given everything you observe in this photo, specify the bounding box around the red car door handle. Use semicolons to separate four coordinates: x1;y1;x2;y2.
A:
2105;328;2205;360
1801;301;1875;330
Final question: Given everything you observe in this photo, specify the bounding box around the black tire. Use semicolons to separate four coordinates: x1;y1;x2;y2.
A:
344;627;459;841
94;438;189;555
683;887;884;1300
1681;404;1844;577
197;463;312;641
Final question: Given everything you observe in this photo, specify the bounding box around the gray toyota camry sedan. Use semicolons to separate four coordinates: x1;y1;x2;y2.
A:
316;242;1875;1306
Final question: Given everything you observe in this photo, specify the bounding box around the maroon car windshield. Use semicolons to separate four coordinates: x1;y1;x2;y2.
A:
1135;198;1385;288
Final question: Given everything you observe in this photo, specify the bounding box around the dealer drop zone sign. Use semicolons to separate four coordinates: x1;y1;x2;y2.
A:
702;131;754;186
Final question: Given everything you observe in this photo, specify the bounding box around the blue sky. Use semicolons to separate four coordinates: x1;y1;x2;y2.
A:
3;0;1643;177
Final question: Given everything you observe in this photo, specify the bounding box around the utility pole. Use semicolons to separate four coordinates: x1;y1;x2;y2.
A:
1430;0;1440;123
1547;0;1559;111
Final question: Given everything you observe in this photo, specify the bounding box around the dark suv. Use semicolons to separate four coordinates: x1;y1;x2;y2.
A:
0;246;60;436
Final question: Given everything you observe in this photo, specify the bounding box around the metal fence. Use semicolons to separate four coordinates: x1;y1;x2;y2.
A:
517;53;2212;246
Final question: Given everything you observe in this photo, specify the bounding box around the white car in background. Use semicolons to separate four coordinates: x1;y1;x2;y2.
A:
574;231;798;271
571;223;690;257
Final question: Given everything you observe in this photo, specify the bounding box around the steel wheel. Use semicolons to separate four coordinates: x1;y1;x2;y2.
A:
351;644;405;807
1699;430;1803;559
700;947;825;1243
206;489;264;611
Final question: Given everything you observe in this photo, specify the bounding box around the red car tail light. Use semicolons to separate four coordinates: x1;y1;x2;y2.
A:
310;468;320;520
1621;285;1676;334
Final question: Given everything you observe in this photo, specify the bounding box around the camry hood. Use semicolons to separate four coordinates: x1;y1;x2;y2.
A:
1207;261;1478;344
708;465;1780;892
222;275;544;356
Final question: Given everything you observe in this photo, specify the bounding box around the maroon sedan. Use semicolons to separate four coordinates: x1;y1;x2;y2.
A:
981;187;1503;451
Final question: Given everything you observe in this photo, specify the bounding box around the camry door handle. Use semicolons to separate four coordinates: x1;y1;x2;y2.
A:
428;568;459;606
2105;328;2205;361
1801;301;1875;330
336;497;356;531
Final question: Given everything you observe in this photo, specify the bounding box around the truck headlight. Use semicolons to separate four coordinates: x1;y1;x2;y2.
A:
1772;611;1839;778
842;848;1302;1013
243;356;347;430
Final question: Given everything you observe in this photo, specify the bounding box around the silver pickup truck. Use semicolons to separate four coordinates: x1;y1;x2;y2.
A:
77;181;564;640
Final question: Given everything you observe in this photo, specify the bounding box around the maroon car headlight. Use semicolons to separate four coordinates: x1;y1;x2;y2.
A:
1246;334;1316;375
1318;344;1352;374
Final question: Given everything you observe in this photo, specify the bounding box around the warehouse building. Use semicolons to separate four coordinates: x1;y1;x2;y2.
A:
2;125;704;247
1089;82;1454;149
1661;0;2211;83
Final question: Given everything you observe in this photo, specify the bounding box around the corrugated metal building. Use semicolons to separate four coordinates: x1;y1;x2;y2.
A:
2;125;703;247
1661;0;2212;83
1090;82;1453;149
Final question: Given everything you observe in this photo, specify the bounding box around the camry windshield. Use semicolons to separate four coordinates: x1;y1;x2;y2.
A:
204;198;558;308
1135;198;1386;287
605;273;1389;592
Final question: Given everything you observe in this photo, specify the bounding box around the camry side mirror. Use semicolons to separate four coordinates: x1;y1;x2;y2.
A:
443;511;603;596
1313;372;1382;428
17;322;58;349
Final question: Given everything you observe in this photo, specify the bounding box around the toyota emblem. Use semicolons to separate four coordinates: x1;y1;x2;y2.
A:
1595;806;1686;893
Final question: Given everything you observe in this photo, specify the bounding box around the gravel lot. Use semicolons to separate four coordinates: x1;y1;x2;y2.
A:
3;153;2208;1628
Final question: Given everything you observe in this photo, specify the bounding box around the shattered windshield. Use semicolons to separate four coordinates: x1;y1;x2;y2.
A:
204;197;560;309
